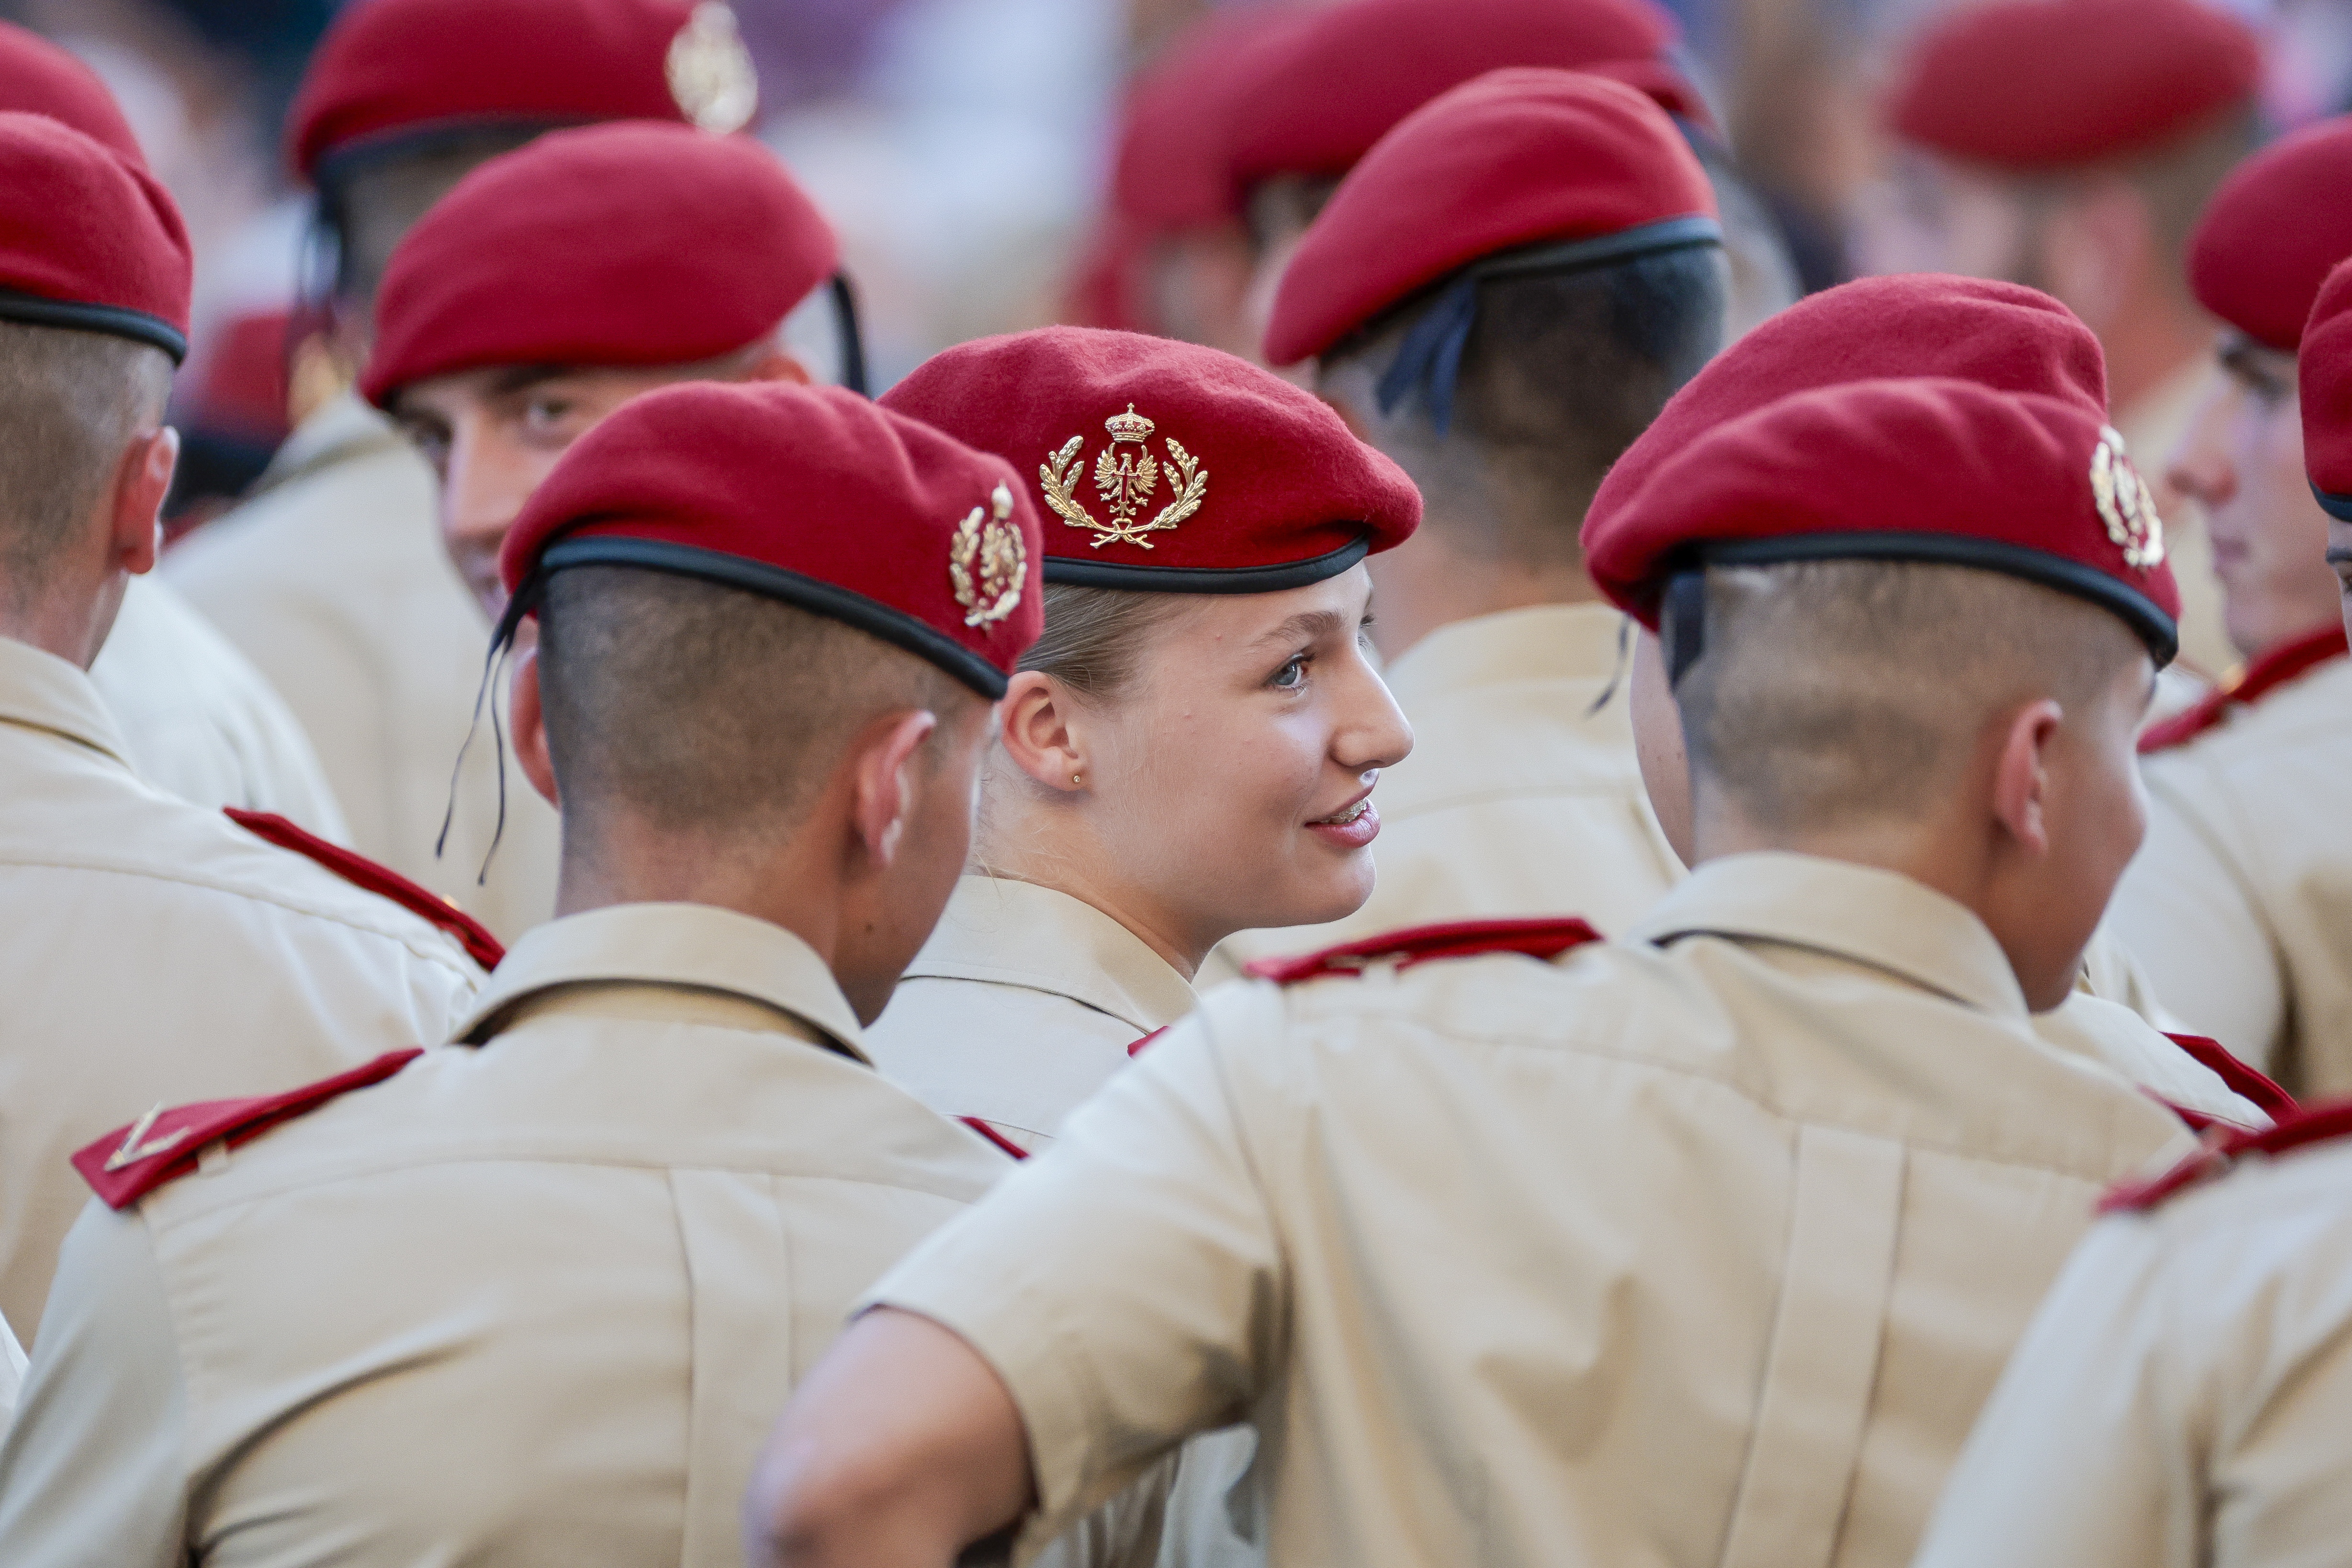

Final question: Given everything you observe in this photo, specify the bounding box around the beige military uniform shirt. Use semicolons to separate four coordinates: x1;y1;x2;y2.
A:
2111;641;2352;1092
89;575;348;839
867;874;1196;1153
0;1309;21;1429
870;853;2249;1568
163;392;559;941
1912;1130;2352;1568
0;901;1008;1568
0;634;484;1337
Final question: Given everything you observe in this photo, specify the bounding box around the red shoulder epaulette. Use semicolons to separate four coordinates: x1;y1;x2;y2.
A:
1244;916;1602;986
71;1049;424;1210
225;808;505;970
2100;1094;2352;1215
958;1116;1029;1161
2165;1032;2298;1124
1126;1025;1170;1059
2138;625;2349;754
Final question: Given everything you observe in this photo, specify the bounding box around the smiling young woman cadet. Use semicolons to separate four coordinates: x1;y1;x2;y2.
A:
865;326;1417;1154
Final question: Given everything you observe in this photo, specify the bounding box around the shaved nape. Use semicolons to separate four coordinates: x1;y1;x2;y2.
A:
0;320;172;615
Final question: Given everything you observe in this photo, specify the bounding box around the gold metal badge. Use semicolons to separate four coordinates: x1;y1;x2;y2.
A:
1039;404;1208;549
666;2;759;135
2090;425;2165;570
952;482;1027;628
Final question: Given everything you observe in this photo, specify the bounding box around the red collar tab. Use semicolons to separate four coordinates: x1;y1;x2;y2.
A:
958;1117;1029;1161
225;808;505;970
2164;1031;2298;1125
2100;1095;2352;1215
72;1049;424;1210
2139;623;2350;754
1126;1025;1170;1060
1245;916;1602;986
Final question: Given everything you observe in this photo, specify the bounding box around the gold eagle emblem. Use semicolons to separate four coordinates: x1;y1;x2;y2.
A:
666;2;759;135
951;483;1027;628
2090;425;2165;570
1039;404;1208;549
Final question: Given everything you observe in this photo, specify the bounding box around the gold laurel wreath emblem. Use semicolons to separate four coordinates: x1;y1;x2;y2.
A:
2090;425;2165;570
666;2;759;134
951;483;1027;629
1037;404;1208;549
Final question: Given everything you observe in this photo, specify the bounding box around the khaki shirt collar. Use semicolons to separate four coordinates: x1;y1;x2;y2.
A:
1380;602;1630;709
0;634;135;772
906;874;1196;1033
249;390;408;500
1625;851;2029;1018
453;901;871;1061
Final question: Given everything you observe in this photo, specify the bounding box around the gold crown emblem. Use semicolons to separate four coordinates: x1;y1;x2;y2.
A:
666;2;759;135
1038;403;1208;550
951;482;1027;628
2090;425;2165;571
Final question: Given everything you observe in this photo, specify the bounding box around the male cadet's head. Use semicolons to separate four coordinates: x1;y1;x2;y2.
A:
1588;378;2180;1009
1868;0;2258;390
496;381;1042;1020
2302;259;2352;628
1586;271;2113;857
287;0;757;339
2169;118;2352;662
1269;68;1725;660
0;113;189;669
362;121;837;620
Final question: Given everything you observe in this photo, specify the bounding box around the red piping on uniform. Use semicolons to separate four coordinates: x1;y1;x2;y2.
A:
2139;623;2349;753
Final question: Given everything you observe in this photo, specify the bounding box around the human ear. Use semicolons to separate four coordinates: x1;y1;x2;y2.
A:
107;425;177;576
1989;697;2065;856
508;646;561;808
995;671;1088;795
851;710;941;868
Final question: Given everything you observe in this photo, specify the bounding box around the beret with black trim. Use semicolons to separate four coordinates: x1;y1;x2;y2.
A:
499;380;1043;697
2190;116;2352;354
0;20;143;163
879;326;1419;593
0;112;190;362
1267;68;1718;369
2303;257;2352;524
1887;0;2258;170
1220;0;1702;198
1585;378;2182;663
287;0;756;182
362;122;836;407
1112;5;1306;236
1590;273;2108;548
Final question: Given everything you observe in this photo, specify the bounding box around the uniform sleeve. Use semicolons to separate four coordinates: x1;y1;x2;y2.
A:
1909;1218;2200;1568
863;983;1290;1554
0;1304;23;1425
0;1200;192;1568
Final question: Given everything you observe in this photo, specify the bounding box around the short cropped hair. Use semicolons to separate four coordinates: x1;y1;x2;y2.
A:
536;566;978;842
1320;243;1728;564
0;319;172;610
1017;583;1203;703
320;127;543;314
1676;560;2146;835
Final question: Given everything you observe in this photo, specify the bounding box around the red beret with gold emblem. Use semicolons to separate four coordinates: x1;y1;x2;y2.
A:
2190;116;2352;354
0;21;143;163
498;381;1041;696
2303;258;2352;523
361;122;836;407
1887;0;2258;169
1589;273;2109;544
1267;69;1718;369
0;112;190;361
1220;0;1703;198
286;0;757;182
1587;378;2181;664
879;326;1419;592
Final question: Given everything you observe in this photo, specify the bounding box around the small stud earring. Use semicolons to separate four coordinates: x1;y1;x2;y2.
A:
1070;772;1083;788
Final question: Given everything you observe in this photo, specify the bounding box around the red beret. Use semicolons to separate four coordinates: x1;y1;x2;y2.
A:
1267;69;1717;367
0;22;142;164
1220;0;1698;197
1112;7;1306;235
0;112;189;362
1587;378;2181;663
499;381;1042;697
1888;0;2258;170
287;0;756;182
880;326;1419;592
189;309;294;444
2190;117;2352;353
2303;259;2352;523
1589;273;2108;549
361;122;835;407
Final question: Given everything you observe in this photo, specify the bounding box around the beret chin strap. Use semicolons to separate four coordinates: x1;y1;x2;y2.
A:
829;272;869;397
1663;570;1708;688
1374;214;1723;435
436;582;535;888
